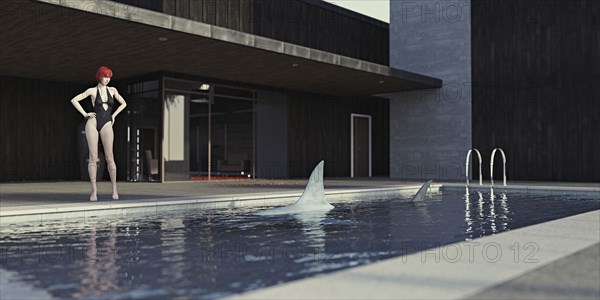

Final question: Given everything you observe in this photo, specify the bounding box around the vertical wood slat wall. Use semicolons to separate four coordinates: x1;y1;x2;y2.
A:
471;0;600;182
162;0;253;36
0;76;101;181
159;0;389;65
0;76;81;181
287;93;389;178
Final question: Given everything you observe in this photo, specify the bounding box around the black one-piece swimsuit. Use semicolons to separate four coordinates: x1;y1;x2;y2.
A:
94;87;114;131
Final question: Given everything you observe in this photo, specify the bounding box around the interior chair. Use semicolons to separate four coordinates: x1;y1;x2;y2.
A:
145;150;159;181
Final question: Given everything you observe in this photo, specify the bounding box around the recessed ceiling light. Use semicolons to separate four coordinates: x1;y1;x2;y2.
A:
292;63;299;67
158;37;168;42
379;80;385;84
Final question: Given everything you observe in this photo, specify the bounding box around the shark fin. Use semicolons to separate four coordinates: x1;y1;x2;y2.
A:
257;160;333;215
412;180;433;202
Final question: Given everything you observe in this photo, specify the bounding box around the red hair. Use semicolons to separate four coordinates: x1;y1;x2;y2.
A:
95;66;113;83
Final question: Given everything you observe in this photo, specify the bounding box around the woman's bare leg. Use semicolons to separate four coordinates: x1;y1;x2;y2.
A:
99;123;118;199
85;119;99;201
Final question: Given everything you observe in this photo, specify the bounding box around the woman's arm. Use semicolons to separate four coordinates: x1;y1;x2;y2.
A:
70;88;94;118
110;87;127;122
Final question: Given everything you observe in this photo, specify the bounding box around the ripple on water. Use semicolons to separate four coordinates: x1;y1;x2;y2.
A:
0;189;598;299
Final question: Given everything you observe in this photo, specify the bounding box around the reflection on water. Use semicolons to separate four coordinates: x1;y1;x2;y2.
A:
291;211;328;251
73;224;121;298
0;190;598;299
464;187;513;238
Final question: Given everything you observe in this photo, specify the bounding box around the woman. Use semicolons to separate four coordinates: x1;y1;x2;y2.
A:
71;66;127;201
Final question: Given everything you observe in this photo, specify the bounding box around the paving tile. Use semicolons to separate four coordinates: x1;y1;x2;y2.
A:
465;243;600;299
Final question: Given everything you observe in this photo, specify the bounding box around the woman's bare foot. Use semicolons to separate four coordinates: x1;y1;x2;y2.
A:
90;192;98;202
112;190;119;200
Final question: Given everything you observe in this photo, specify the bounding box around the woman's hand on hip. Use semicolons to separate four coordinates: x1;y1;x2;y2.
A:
86;112;96;118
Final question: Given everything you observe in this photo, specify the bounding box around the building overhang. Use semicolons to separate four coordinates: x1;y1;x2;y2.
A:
0;0;442;97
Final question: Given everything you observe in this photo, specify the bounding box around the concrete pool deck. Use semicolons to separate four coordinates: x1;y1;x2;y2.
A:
0;178;433;223
1;179;599;299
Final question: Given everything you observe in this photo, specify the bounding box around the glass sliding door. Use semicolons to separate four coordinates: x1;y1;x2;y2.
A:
163;78;210;181
211;96;254;179
189;96;209;178
162;77;255;181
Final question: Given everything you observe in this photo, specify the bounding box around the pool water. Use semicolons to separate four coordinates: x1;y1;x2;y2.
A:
1;188;598;299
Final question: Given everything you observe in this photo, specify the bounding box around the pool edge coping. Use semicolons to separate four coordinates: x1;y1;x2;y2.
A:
1;182;597;223
0;185;430;222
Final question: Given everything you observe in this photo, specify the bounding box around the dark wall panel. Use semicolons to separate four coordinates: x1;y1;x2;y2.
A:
251;0;389;65
1;76;86;181
287;93;389;178
471;0;600;182
240;0;252;33
0;76;129;182
153;0;389;65
188;0;202;21
112;0;163;12
177;0;191;19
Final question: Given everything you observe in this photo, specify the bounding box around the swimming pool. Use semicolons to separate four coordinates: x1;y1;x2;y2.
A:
1;187;598;299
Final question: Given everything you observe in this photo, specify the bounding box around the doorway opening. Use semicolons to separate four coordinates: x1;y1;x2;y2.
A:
351;113;372;178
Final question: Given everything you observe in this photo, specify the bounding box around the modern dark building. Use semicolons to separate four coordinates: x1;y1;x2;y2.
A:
389;0;599;182
1;0;598;183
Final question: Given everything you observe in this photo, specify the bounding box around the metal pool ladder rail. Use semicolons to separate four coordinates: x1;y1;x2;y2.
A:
465;148;483;186
490;148;507;187
465;148;507;187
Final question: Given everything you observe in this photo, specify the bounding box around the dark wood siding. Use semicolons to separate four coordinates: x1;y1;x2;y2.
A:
471;0;600;182
251;0;389;65
154;0;388;65
1;76;86;181
287;92;389;178
111;0;164;12
0;76;129;182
